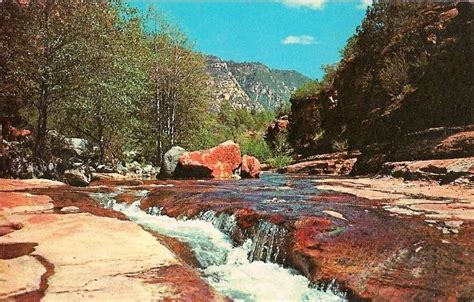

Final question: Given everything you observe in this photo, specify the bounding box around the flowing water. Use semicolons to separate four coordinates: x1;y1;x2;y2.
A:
91;190;345;302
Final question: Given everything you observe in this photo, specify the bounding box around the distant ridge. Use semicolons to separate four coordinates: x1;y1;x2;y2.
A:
206;55;311;112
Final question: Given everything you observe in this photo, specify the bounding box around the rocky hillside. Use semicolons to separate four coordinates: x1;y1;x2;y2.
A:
287;2;473;172
206;56;310;112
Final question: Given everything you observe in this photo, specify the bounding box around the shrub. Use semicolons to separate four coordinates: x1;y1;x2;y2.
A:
239;135;272;162
267;155;293;169
379;52;410;97
331;139;349;152
272;132;293;156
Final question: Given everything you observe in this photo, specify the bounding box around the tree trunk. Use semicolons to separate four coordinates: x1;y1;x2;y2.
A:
155;69;163;166
98;120;105;164
34;92;48;159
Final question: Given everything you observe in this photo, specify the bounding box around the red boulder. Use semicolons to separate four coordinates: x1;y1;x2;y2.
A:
241;155;261;178
176;141;241;179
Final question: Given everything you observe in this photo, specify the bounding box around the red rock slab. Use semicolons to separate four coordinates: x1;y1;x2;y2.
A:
0;179;64;192
151;232;201;268
41;190;127;220
0;221;23;236
289;208;474;302
133;264;225;302
89;179;144;187
0;242;37;259
0;192;52;208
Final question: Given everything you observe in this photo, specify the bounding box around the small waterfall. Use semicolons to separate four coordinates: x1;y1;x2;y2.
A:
249;220;288;264
197;210;237;236
89;189;345;302
90;192;119;208
147;205;163;216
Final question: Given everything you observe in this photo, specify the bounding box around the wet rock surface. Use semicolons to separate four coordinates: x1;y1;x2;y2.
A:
135;173;473;301
1;174;473;301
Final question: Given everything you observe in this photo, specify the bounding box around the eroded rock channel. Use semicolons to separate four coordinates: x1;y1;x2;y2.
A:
92;173;473;301
1;174;473;301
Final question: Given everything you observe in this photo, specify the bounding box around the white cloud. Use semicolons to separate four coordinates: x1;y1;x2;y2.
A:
282;35;317;45
278;0;326;10
357;0;373;9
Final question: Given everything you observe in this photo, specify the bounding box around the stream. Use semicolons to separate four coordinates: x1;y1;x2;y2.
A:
90;178;346;302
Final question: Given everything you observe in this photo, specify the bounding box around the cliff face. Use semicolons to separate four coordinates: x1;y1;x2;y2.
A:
206;56;310;112
288;3;474;166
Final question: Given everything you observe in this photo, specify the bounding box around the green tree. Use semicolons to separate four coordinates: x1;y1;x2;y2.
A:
3;1;96;157
59;4;151;163
143;10;212;165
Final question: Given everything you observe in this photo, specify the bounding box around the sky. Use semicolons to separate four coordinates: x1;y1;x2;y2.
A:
128;1;370;79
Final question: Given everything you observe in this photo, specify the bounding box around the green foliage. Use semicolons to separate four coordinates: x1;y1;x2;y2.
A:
291;64;337;101
292;80;322;99
313;130;326;144
331;139;349;152
267;155;293;169
272;132;292;156
239;134;273;162
379;52;410;97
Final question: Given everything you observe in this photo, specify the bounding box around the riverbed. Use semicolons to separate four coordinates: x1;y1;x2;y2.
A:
1;174;472;301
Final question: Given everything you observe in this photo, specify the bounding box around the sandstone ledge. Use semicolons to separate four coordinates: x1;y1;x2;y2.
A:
0;179;223;301
313;176;474;221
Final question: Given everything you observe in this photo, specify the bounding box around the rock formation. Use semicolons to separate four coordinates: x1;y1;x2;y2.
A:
241;155;261;178
159;146;187;179
176;141;242;179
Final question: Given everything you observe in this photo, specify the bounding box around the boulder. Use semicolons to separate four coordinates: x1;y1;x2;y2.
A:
176;141;241;179
116;162;128;175
127;161;142;175
63;138;89;157
96;164;115;173
160;146;187;179
60;206;80;213
64;166;91;187
142;164;157;178
241;155;261;178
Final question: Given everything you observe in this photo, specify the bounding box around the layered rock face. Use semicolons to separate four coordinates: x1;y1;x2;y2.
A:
354;126;474;175
381;157;474;183
281;151;359;175
206;56;310;112
176;141;242;179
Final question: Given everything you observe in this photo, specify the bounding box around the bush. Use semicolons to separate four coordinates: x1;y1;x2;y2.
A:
379;52;410;97
272;132;293;155
331;139;349;152
239;135;273;162
267;155;293;169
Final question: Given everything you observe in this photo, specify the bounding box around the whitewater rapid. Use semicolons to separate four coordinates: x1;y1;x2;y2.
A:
92;191;345;302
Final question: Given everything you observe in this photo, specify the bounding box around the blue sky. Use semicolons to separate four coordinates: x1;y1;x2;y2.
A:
128;1;370;79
